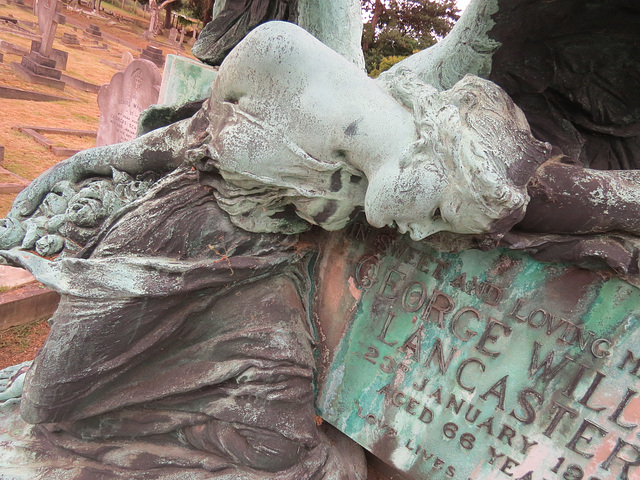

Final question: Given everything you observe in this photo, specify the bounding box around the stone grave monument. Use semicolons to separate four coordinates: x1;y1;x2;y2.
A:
314;224;640;479
11;0;67;90
84;23;103;41
61;32;80;46
140;44;164;67
168;27;178;43
30;39;67;69
157;54;217;105
95;58;161;146
0;1;639;479
121;50;134;67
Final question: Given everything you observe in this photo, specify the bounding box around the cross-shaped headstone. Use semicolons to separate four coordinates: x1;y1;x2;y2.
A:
36;0;65;57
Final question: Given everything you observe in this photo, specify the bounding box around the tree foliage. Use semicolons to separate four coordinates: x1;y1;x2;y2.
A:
362;0;460;74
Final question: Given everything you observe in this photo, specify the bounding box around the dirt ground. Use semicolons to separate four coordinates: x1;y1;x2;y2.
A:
0;0;196;369
0;319;49;369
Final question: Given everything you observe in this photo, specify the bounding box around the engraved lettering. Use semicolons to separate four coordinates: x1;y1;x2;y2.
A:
520;435;538;455
510;298;528;322
477;281;504;306
420;290;455;327
399;327;423;360
591;338;611;358
431;259;449;280
456;357;486;393
445;394;465;414
425;338;458;374
419;406;433;424
618;350;640;376
480;375;508;411
543;402;578;438
600;438;640;480
608;389;639;430
451;307;480;341
562;363;589;398
510;388;543;425
355;255;378;288
497;424;516;447
476;318;511;358
566;419;607;459
402;281;427;312
487;446;504;465
378;268;406;299
405;396;420;415
577;371;606;412
377;312;398;346
529;341;575;381
500;457;520;476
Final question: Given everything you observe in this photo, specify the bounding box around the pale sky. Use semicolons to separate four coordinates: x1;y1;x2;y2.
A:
457;0;472;12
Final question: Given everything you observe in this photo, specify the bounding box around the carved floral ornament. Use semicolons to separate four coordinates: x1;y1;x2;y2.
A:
0;0;639;479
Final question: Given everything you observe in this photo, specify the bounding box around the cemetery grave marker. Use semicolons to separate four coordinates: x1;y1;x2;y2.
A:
315;224;640;480
96;59;161;146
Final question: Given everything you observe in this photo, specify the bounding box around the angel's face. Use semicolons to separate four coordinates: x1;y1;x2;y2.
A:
364;158;498;240
365;161;451;240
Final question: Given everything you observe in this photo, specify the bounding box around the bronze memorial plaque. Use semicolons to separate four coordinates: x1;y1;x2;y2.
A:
314;224;640;480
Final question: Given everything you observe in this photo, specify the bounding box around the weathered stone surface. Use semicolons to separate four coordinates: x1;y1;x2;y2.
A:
30;41;68;70
121;50;133;66
315;224;640;480
0;39;28;56
10;61;65;90
157;54;217;105
0;265;34;291
86;24;102;37
35;0;63;57
20;54;61;79
60;72;101;92
140;44;164;67
96;59;161;146
0;4;639;479
61;32;80;46
168;27;178;42
0;281;59;331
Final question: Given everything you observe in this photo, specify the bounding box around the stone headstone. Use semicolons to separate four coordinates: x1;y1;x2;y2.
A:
188;28;197;46
61;33;80;46
168;27;178;43
85;24;102;39
12;47;65;90
30;40;68;70
96;59;161;146
315;224;640;480
140;44;164;68
121;50;134;66
157;54;217;105
36;0;64;57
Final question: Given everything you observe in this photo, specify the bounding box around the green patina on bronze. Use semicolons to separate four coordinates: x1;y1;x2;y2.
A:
316;226;640;480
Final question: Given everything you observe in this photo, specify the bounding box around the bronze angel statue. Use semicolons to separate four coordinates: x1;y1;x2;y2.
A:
0;0;638;478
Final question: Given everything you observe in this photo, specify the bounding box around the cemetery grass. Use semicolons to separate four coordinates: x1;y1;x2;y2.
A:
0;0;196;367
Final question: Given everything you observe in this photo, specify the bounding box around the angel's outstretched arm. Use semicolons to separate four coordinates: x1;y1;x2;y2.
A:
518;162;640;235
8;116;196;220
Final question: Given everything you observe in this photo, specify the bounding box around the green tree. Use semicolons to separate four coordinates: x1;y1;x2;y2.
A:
362;0;460;74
